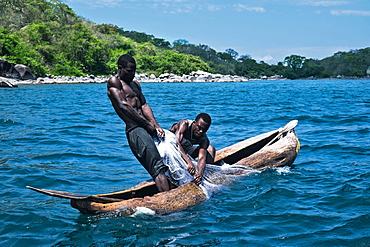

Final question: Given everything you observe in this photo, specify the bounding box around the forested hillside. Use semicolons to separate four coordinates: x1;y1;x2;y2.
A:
1;0;369;79
0;0;209;77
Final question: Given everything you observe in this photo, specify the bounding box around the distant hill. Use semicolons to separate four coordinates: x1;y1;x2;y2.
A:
0;0;369;79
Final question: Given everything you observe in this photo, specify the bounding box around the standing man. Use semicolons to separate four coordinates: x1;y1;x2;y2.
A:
169;113;215;185
107;54;170;192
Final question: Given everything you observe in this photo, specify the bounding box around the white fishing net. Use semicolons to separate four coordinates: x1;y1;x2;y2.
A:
154;130;254;198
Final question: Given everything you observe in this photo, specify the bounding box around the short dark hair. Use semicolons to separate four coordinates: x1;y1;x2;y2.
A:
118;54;136;68
195;113;211;125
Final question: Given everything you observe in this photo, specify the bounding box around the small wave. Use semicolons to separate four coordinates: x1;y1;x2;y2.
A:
61;125;95;130
86;119;106;125
311;144;342;151
274;166;291;174
338;116;370;124
355;127;370;134
67;111;84;116
251;187;300;204
29;152;103;162
337;183;358;193
0;118;23;126
341;146;369;154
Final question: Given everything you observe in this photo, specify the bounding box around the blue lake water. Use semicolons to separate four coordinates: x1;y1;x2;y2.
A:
1;79;369;246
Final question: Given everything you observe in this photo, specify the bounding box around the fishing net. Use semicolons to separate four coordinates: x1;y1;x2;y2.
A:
154;130;254;198
154;130;194;186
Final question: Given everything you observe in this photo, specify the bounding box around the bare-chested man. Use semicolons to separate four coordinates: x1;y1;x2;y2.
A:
169;113;215;185
107;54;170;192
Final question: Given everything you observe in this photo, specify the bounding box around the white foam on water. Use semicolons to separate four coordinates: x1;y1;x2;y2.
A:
274;166;291;174
130;207;156;217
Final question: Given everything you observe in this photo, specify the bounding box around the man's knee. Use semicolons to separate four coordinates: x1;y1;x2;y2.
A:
206;145;216;164
154;173;169;192
208;145;216;157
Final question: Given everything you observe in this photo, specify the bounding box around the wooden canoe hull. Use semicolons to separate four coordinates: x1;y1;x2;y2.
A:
233;130;299;170
70;182;206;215
28;121;300;216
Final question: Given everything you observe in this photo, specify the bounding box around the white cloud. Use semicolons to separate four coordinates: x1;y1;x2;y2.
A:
234;4;265;13
207;4;222;12
300;1;349;7
66;0;125;8
66;1;264;13
66;0;192;8
330;9;370;16
165;8;192;14
255;55;274;62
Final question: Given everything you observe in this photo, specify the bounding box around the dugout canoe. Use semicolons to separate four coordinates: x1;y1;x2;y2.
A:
27;120;300;216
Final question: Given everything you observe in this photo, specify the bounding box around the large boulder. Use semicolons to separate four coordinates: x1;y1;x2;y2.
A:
0;77;19;88
0;59;20;79
0;58;36;80
14;64;37;80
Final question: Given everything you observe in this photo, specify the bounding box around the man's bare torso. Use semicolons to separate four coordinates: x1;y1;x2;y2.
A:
122;80;142;110
108;76;146;130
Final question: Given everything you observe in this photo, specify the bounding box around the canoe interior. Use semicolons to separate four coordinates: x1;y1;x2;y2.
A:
96;182;159;200
27;182;160;202
214;131;279;165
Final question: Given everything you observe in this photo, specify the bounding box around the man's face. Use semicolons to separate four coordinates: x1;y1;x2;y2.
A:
119;62;136;82
192;118;210;138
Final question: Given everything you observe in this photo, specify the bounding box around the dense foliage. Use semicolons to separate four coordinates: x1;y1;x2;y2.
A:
172;40;238;75
0;0;208;76
0;0;369;79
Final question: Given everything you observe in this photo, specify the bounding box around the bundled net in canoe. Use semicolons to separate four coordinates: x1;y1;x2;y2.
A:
154;130;254;198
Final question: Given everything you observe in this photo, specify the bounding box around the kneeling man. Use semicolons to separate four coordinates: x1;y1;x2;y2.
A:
169;113;215;185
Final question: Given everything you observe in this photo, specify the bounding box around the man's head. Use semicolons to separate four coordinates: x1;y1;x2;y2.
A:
117;54;136;82
192;113;212;138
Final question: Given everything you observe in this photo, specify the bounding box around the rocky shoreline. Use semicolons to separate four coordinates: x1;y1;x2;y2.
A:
135;70;251;83
0;70;287;87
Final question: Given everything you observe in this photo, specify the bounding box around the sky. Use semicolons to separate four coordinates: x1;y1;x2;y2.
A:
64;0;370;64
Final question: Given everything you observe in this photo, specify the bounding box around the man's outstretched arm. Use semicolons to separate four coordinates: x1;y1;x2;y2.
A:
141;103;165;138
193;139;209;185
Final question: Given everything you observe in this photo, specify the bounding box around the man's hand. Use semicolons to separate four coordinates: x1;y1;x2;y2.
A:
156;127;165;139
193;173;202;185
187;161;196;175
146;123;157;136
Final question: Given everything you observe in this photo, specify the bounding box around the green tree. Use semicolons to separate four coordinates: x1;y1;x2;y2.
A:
235;58;261;78
173;39;189;47
225;48;238;60
152;38;171;49
300;59;324;78
284;55;306;72
136;50;210;76
217;52;234;62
